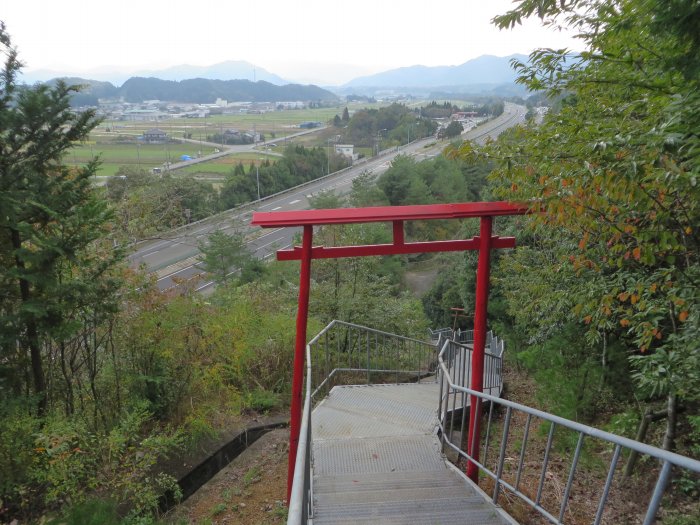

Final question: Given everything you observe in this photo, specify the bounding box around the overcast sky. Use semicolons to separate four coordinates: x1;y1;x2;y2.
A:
3;0;583;85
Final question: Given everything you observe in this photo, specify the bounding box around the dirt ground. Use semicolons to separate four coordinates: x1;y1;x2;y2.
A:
165;429;289;525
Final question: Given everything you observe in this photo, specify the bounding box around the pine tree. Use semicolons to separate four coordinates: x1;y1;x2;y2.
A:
0;23;121;415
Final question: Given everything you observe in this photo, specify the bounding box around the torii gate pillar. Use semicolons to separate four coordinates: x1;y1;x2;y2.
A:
289;225;313;496
467;215;492;482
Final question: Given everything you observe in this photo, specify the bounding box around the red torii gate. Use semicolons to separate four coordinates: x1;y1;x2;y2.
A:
251;201;528;499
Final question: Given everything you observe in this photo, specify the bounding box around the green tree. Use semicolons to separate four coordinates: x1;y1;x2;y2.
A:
461;0;700;448
349;170;388;207
342;106;350;122
0;23;121;415
444;120;464;139
309;189;344;209
106;170;216;242
199;230;258;284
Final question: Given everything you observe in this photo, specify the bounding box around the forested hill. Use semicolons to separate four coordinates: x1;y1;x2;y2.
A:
43;76;338;104
118;77;337;103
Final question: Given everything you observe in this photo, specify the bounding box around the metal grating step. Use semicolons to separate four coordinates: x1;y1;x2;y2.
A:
314;383;439;437
314;469;474;496
314;475;484;506
312;498;505;525
314;435;445;476
311;384;510;525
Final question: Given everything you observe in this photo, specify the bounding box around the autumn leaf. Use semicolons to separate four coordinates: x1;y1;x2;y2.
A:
579;232;589;250
679;311;689;322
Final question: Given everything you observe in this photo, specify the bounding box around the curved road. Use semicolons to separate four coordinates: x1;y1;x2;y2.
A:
129;103;526;292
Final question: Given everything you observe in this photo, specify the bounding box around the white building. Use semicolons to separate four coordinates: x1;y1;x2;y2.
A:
335;144;358;161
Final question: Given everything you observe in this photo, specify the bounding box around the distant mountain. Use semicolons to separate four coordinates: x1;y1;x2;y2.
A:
134;61;289;85
41;77;119;107
38;76;336;106
46;77;120;98
117;77;336;103
19;60;289;86
343;54;528;88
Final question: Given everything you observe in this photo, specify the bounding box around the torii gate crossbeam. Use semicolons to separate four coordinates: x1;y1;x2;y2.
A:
251;201;528;501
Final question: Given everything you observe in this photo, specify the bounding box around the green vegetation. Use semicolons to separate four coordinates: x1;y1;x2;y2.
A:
199;230;265;285
420;99;504;119
218;144;349;208
434;0;700;470
341;103;437;149
0;25;344;523
105;167;218;242
3;0;699;522
442;120;464;139
0;25;429;522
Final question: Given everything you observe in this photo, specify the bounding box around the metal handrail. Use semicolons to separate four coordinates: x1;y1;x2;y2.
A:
308;320;439;403
287;341;313;525
315;320;436;348
437;339;700;525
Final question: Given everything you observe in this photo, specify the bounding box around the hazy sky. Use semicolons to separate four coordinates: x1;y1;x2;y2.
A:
3;0;583;85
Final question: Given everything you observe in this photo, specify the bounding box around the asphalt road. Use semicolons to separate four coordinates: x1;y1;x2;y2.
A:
128;103;526;293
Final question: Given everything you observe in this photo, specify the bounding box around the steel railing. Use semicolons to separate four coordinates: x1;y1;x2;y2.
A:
436;339;700;525
429;327;504;356
308;320;439;403
287;320;440;525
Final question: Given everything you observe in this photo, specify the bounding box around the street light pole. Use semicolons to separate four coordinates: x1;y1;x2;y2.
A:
327;138;331;175
256;159;261;200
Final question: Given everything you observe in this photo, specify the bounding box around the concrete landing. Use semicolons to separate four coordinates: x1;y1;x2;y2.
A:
311;383;510;525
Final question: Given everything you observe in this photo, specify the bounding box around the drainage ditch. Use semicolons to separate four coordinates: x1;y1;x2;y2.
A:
160;420;288;512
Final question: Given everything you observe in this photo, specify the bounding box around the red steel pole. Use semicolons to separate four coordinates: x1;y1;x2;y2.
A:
466;216;493;483
287;225;313;502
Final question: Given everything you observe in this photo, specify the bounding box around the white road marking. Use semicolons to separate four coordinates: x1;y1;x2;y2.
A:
257;236;286;250
157;265;198;281
195;281;214;292
290;199;300;204
272;206;282;211
254;228;283;241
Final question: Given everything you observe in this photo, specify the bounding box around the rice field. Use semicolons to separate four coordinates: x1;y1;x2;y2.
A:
69;141;206;176
75;103;386;178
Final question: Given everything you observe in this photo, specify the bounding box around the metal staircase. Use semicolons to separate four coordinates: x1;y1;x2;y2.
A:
287;321;700;525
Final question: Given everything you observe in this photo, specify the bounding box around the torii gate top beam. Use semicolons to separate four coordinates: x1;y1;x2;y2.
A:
251;201;528;227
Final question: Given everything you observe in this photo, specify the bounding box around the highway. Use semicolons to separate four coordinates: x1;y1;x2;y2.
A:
128;103;526;293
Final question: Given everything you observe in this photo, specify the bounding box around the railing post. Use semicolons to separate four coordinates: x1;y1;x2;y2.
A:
288;225;313;502
467;215;493;483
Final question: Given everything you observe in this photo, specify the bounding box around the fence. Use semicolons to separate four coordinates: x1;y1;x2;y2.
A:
436;338;700;525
